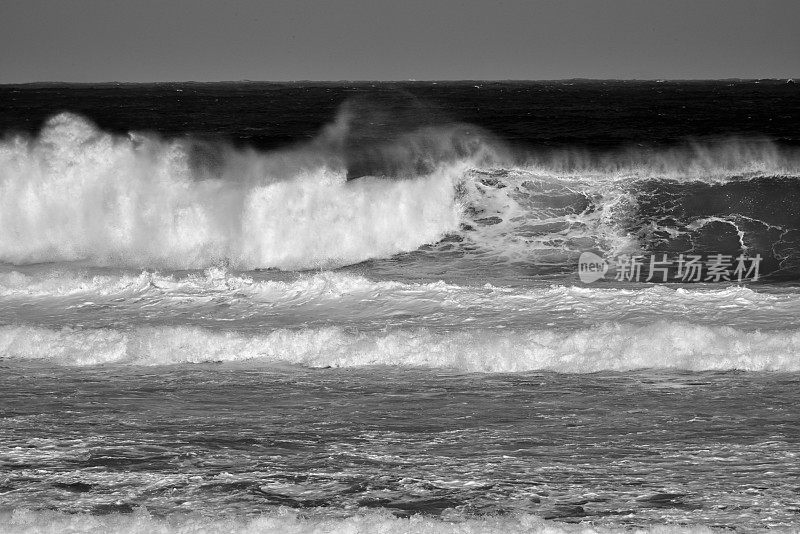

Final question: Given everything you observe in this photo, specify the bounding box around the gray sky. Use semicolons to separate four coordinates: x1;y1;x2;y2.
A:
1;0;798;82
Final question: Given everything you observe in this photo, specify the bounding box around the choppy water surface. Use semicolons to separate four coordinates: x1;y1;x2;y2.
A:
2;366;800;532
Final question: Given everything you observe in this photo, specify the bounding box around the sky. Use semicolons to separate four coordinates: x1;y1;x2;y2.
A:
1;0;798;82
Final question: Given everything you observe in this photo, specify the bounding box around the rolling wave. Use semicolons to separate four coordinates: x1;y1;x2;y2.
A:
1;112;799;272
2;321;798;372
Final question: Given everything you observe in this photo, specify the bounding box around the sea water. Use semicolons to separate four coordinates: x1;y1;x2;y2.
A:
1;81;799;532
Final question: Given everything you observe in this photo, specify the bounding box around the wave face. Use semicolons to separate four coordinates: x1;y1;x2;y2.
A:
1;112;800;274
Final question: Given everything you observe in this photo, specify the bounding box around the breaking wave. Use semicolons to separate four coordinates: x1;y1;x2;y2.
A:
1;111;799;271
2;321;799;372
0;113;468;270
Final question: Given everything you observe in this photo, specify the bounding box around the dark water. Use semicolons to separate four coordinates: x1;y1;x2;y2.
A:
3;80;799;149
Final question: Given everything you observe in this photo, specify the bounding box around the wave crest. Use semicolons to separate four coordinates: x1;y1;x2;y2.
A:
0;113;464;269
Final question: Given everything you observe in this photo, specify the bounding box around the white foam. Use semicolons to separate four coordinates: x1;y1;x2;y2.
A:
2;321;798;372
0;113;462;270
0;268;433;298
0;267;785;300
0;507;724;534
1;270;798;336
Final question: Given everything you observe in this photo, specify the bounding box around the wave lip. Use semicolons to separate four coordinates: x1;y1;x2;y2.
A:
2;322;798;372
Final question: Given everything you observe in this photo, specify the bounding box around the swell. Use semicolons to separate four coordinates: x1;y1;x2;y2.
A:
1;112;799;271
2;322;799;372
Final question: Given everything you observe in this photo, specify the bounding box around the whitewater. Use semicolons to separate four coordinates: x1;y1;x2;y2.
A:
1;111;799;374
1;268;800;371
2;112;799;271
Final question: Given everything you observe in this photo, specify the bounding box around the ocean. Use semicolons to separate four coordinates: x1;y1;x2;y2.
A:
0;80;799;533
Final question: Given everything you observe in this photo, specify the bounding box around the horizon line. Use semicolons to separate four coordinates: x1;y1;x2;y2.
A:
1;77;797;86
